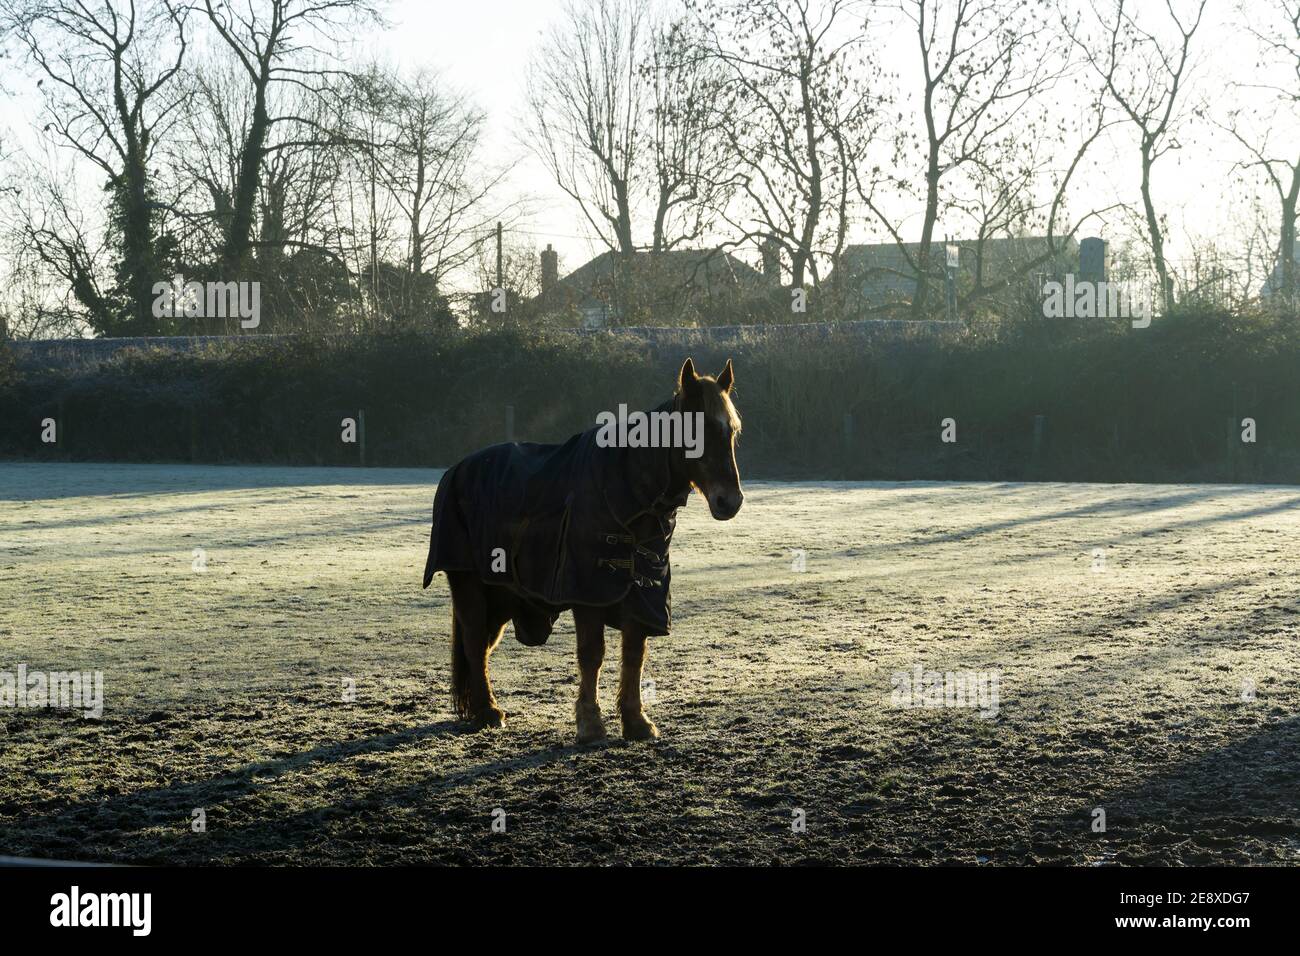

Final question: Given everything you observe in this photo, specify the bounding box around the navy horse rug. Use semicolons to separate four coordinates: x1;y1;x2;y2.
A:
422;410;690;644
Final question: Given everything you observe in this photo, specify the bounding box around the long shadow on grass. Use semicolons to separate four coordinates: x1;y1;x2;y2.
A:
0;718;460;839
0;712;608;864
0;462;443;502
850;486;1291;550
2;673;1292;864
0;492;353;535
695;487;1300;582
1;571;1293;864
1039;712;1300;864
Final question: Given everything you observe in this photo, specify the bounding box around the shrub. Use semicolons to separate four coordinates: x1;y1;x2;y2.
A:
2;309;1298;484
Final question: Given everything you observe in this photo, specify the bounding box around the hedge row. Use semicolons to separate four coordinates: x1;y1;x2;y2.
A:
2;309;1297;483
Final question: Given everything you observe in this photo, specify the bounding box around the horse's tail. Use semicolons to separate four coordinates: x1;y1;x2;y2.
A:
449;605;471;720
422;537;437;589
422;485;443;589
423;464;458;590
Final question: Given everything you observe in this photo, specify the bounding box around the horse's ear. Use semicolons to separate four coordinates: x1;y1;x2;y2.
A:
678;357;700;394
717;358;734;393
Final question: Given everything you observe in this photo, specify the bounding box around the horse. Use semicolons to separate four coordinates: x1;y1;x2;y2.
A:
422;357;743;743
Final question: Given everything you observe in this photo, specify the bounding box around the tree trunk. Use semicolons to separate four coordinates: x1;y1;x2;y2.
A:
1139;146;1172;315
223;70;272;274
115;79;160;335
614;178;635;257
408;148;426;319
792;56;821;291
120;171;157;335
1280;168;1299;304
912;156;942;318
913;59;942;319
652;184;669;256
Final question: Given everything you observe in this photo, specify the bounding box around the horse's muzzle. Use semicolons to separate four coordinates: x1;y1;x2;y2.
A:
708;490;744;520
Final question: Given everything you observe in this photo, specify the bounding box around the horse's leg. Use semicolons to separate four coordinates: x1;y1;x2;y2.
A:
618;623;659;741
572;606;607;743
448;571;509;729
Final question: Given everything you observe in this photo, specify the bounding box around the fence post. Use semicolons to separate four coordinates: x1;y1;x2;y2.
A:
505;405;515;443
358;409;366;467
1226;415;1237;482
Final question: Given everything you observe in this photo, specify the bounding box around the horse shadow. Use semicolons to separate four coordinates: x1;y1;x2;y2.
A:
0;713;618;864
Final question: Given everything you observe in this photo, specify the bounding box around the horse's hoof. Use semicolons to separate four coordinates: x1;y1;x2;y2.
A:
621;713;659;741
575;706;607;744
576;722;607;745
468;707;505;731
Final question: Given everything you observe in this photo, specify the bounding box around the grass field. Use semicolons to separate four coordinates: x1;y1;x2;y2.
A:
1;461;1297;865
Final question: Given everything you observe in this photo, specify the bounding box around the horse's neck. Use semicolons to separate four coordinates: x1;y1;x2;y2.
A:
664;444;691;501
658;394;693;502
616;395;692;509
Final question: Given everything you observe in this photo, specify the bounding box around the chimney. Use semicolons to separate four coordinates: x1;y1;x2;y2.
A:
541;244;559;293
760;237;781;283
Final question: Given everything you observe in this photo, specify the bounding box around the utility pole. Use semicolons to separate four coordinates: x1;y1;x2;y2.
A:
944;236;959;323
496;222;503;290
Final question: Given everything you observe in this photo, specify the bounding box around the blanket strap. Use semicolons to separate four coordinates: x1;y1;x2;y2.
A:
597;557;661;589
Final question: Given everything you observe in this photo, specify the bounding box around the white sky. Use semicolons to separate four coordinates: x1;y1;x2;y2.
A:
1;0;1293;287
356;0;604;274
357;0;1283;277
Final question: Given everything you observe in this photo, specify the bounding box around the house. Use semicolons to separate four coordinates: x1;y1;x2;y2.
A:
531;246;772;328
830;236;1079;314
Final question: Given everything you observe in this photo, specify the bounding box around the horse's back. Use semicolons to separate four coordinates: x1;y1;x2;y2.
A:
422;428;680;636
422;436;581;588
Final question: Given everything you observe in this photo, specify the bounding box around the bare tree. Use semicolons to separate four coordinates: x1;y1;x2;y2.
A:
1073;0;1207;315
874;0;1072;316
2;156;114;336
1220;0;1300;303
470;237;546;327
690;0;886;289
198;0;380;273
525;0;648;259
645;18;733;254
172;53;252;263
370;67;506;317
526;1;729;256
1;0;189;334
169;49;355;330
257;73;344;269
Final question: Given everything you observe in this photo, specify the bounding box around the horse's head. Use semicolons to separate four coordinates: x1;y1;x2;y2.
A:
676;357;744;520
